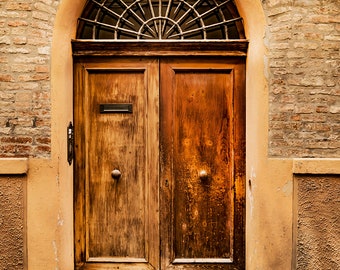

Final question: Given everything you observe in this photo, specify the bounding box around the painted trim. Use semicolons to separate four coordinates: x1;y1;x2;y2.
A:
0;158;28;174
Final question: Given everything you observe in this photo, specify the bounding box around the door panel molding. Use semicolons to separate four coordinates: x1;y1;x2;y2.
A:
74;58;159;270
72;41;248;57
74;55;245;270
159;57;245;269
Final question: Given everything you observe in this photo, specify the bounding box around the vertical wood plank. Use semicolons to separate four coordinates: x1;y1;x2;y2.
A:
74;61;87;268
173;70;233;259
87;69;146;259
75;55;245;270
160;57;245;270
74;58;159;270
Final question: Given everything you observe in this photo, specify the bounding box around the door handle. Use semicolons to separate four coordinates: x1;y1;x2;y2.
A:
199;170;208;180
111;169;122;180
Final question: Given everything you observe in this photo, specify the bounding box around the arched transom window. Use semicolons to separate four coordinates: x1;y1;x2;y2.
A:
77;0;245;40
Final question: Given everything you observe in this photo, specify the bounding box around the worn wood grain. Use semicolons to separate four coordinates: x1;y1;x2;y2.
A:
160;57;245;269
72;41;248;57
74;58;159;270
74;54;245;270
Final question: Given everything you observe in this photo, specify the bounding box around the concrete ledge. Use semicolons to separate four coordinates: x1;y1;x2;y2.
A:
0;158;29;174
293;158;340;174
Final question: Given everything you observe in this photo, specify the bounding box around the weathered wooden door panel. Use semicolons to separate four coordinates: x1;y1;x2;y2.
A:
160;57;245;269
74;58;159;270
74;56;245;270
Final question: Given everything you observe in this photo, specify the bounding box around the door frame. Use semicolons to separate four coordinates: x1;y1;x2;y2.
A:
72;41;248;269
72;41;248;57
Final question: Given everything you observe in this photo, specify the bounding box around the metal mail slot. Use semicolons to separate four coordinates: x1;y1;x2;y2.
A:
100;103;133;114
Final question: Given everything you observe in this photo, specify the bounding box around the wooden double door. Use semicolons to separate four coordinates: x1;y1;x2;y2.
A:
74;56;245;270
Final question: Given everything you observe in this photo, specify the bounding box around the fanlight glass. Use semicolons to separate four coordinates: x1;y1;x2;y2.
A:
77;0;245;40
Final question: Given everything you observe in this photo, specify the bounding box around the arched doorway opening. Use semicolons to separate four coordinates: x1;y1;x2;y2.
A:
72;0;247;269
50;0;273;268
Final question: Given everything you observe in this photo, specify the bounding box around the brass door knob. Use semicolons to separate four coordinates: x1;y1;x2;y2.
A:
111;169;122;180
199;170;208;179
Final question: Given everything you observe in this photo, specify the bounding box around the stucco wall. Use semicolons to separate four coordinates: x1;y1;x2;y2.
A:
296;174;340;270
0;175;26;270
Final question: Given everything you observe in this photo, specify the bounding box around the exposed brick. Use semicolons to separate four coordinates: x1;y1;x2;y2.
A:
303;123;332;132
0;74;13;82
264;0;340;157
11;64;35;73
35;65;49;73
330;106;340;114
14;144;33;155
32;11;50;21
293;42;319;50
310;15;340;23
31;20;53;30
38;46;50;55
9;27;27;36
35;137;50;145
290;114;301;121
286;51;304;58
12;36;27;45
33;2;56;14
7;20;28;27
0;0;54;158
34;145;51;154
294;105;315;114
16;92;32;102
0;19;5;28
18;74;49;82
294;0;320;7
13;56;47;64
6;3;32;11
0;36;11;44
1;136;33;144
316;106;329;113
324;35;340;41
0;56;8;63
2;47;30;54
3;11;29;19
300;114;327;123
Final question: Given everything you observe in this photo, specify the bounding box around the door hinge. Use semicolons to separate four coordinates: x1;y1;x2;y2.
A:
67;122;74;165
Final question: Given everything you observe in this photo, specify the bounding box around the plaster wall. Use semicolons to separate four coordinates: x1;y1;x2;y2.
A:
0;174;26;270
295;175;340;269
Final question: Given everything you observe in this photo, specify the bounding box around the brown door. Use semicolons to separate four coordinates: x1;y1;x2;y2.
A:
74;56;245;270
74;57;160;270
160;57;245;269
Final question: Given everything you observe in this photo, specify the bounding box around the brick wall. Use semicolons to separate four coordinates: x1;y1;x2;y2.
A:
0;0;339;158
0;1;58;158
263;0;340;157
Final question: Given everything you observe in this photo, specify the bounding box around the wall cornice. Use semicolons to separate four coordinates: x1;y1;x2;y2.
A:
0;158;28;174
293;158;340;174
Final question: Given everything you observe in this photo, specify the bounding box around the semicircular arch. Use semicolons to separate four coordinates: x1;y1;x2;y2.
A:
76;0;246;40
